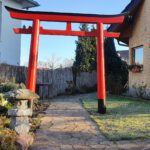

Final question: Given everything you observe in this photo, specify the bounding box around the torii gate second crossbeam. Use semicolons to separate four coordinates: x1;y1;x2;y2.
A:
6;6;126;114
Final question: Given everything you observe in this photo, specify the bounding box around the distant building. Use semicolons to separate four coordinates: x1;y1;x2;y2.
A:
117;50;129;63
0;0;39;66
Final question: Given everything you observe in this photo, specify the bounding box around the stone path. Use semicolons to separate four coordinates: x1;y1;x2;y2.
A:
30;94;150;150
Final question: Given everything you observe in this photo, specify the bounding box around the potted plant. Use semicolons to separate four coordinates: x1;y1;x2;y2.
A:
128;64;143;73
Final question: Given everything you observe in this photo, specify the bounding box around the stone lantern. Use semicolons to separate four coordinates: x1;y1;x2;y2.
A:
5;89;39;134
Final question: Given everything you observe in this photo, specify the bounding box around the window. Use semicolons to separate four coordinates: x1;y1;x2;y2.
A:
132;46;143;65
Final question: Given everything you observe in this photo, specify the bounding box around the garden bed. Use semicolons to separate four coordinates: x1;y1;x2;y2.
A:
0;100;49;150
0;82;50;150
82;95;150;141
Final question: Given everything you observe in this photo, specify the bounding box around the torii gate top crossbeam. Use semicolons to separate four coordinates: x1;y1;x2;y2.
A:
5;6;127;24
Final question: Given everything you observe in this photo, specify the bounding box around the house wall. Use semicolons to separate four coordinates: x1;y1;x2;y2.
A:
0;0;22;66
129;0;150;98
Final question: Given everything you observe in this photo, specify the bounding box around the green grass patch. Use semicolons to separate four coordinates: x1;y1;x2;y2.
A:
83;95;150;141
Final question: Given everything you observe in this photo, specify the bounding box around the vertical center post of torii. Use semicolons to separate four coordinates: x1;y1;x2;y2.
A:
27;19;40;92
97;22;106;114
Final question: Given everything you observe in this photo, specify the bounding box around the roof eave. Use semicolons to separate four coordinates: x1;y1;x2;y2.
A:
108;0;144;45
23;4;40;9
14;0;40;9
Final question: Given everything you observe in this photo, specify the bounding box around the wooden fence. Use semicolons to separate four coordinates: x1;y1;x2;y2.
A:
0;64;97;99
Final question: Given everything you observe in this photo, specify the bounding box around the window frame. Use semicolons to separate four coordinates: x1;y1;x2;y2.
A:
131;45;143;65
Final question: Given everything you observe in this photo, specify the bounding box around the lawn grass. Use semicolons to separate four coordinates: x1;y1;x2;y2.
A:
82;95;150;141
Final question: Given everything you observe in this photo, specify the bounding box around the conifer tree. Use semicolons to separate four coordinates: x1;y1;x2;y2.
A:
104;38;128;94
73;24;96;72
73;24;128;94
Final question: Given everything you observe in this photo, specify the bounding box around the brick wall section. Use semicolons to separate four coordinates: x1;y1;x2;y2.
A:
129;0;150;97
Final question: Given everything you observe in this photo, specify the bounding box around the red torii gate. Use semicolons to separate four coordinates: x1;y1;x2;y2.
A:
6;6;126;114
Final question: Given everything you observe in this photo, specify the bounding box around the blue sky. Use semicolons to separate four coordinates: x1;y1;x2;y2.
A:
21;0;130;65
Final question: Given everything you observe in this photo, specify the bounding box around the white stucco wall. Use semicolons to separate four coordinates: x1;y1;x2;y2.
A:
0;0;22;66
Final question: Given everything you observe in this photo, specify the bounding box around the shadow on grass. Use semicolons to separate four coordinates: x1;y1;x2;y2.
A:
83;96;150;141
85;96;150;116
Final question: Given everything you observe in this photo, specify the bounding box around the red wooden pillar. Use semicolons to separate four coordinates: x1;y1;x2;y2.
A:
26;19;40;92
96;22;106;114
